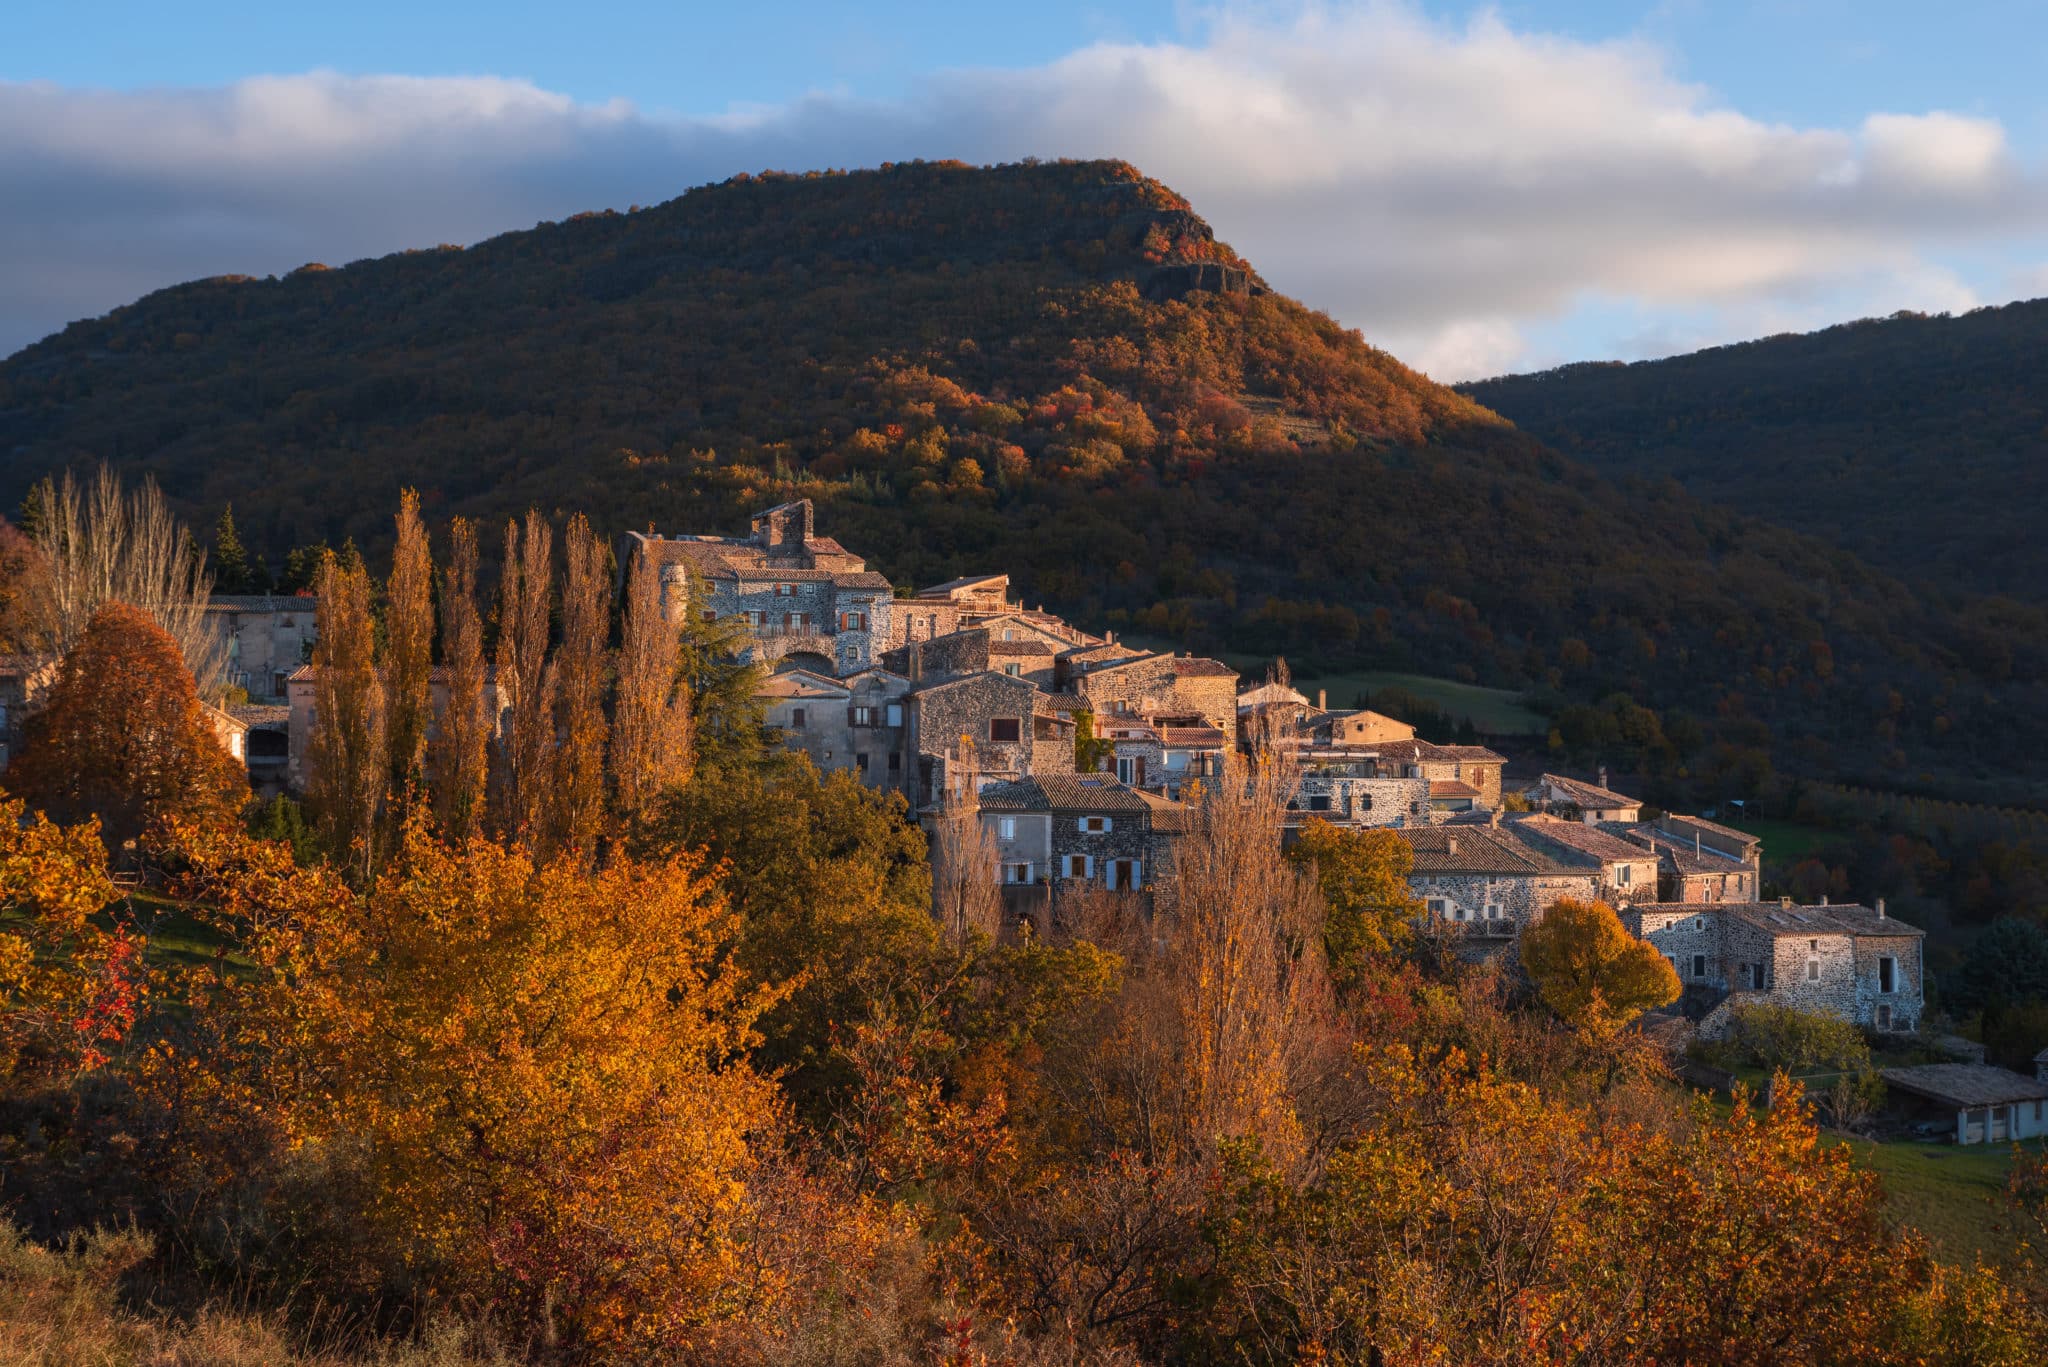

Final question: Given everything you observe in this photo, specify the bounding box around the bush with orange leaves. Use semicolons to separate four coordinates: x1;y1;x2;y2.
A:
0;796;127;1082
5;600;248;853
142;819;891;1357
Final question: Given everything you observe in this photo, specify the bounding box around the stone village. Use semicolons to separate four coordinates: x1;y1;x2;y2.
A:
15;497;2037;1143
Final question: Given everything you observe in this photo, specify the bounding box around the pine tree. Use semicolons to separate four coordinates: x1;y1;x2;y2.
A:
211;506;253;594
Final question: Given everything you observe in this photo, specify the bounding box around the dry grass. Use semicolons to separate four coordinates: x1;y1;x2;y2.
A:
0;1223;507;1367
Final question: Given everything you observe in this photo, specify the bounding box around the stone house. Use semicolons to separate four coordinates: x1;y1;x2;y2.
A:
625;500;895;674
894;575;1097;651
1879;1064;2048;1145
1307;708;1420;748
230;703;292;797
205;595;319;702
1367;739;1508;811
978;773;1189;901
758;668;855;771
1524;771;1641;823
1507;814;1661;906
884;627;1058;689
1398;825;1600;938
906;671;1075;807
1053;638;1151;689
1609;814;1761;903
0;655;56;773
1627;898;1924;1034
1288;752;1432;831
1071;652;1239;737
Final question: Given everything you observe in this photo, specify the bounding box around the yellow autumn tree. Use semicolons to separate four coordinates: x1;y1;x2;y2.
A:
0;797;123;1081
429;517;490;842
153;819;797;1353
1519;896;1680;1033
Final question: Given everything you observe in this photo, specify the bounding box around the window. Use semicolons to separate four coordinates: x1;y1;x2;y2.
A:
989;717;1021;743
1107;859;1141;891
1360;793;1374;811
1876;1005;1892;1031
1618;865;1632;886
1081;816;1112;834
1694;916;1706;931
1879;956;1896;994
1117;756;1140;786
1806;958;1820;982
1484;903;1502;920
746;610;766;627
783;611;811;630
885;703;903;727
840;610;867;632
1453;906;1470;922
775;582;795;597
1004;862;1033;884
789;708;806;731
997;816;1017;841
1063;854;1092;879
1002;629;1015;641
701;609;718;623
1005;663;1021;677
855;753;869;773
888;752;901;772
1427;898;1447;915
1307;794;1331;811
1692;954;1707;979
1109;699;1131;715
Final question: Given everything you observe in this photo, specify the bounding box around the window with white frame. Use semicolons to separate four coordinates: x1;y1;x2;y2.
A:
852;704;877;726
996;816;1017;841
1618;864;1632;886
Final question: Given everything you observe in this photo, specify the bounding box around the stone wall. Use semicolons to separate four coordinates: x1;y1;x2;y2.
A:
1076;656;1237;734
911;673;1043;786
1295;773;1432;828
1413;870;1599;931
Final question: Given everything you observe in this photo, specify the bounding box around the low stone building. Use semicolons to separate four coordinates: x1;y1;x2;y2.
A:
978;773;1189;903
758;669;856;773
625;500;896;674
1289;754;1433;830
230;703;292;797
884;627;1057;689
1507;814;1661;906
1398;825;1600;938
895;575;1096;651
1524;771;1641;823
1071;651;1239;737
1881;1064;2048;1145
1627;899;1924;1034
205;595;320;703
1610;814;1762;903
907;671;1075;807
0;654;56;773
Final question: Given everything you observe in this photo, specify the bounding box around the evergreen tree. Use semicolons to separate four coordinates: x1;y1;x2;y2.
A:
212;505;253;594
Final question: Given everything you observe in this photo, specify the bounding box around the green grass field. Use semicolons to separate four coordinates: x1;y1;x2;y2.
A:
1288;670;1547;736
1835;1137;2037;1266
1737;817;1834;863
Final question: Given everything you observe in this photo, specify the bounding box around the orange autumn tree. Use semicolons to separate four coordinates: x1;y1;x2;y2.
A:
1519;896;1680;1034
5;600;246;851
152;819;810;1354
0;796;125;1081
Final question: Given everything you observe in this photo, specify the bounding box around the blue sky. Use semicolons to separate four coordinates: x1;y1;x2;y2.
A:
5;1;2046;376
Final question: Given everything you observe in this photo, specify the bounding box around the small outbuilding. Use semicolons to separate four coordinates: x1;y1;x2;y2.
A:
1881;1063;2048;1145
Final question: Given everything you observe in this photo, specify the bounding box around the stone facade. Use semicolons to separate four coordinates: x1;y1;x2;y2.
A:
1400;825;1600;934
1525;771;1642;823
206;595;319;702
627;500;895;674
0;655;55;773
1290;769;1433;829
1507;815;1662;906
908;672;1073;804
979;774;1188;902
1628;900;1925;1034
1072;652;1239;736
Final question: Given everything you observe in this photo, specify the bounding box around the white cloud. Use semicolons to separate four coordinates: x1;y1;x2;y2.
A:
3;4;2046;377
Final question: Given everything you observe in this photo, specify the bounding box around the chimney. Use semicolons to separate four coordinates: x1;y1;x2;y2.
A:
1780;895;1792;908
1445;836;1458;857
1317;688;1327;711
1876;898;1887;920
1598;765;1608;791
909;642;923;682
1820;895;1829;906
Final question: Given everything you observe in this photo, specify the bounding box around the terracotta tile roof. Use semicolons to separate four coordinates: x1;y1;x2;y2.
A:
1632;901;1923;938
916;573;1008;597
1161;726;1228;747
1659;813;1761;847
1510;815;1655;864
1533;772;1639;810
978;774;1157;814
229;704;292;729
206;594;316;611
755;671;848;699
1605;823;1750;872
1399;826;1571;875
1429;779;1481;799
991;639;1054;657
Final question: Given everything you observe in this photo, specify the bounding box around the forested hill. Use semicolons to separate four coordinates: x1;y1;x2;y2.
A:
1462;300;2048;602
4;158;2048;802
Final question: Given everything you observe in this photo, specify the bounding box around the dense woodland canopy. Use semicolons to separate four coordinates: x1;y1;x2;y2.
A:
1463;300;2048;602
4;158;2048;806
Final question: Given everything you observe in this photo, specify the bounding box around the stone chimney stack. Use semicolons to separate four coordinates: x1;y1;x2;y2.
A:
1780;895;1793;908
1318;688;1327;711
1446;836;1459;857
1876;898;1887;920
1598;765;1609;791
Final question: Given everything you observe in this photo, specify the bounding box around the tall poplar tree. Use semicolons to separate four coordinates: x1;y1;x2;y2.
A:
307;552;385;881
431;517;490;842
383;490;435;815
548;514;610;857
491;511;553;847
612;545;694;819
